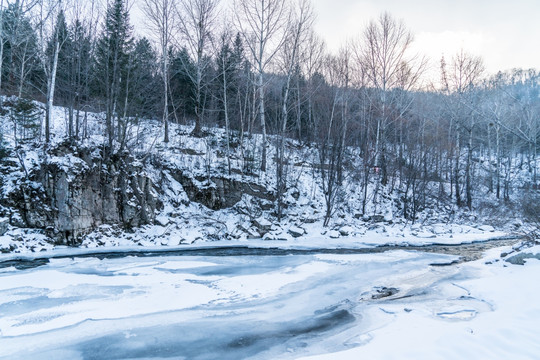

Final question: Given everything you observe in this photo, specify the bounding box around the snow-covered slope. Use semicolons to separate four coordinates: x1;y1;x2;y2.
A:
0;97;533;253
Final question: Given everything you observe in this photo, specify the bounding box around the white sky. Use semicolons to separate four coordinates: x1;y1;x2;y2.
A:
312;0;539;76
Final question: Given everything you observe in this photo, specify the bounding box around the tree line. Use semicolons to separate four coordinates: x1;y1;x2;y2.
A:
1;0;539;223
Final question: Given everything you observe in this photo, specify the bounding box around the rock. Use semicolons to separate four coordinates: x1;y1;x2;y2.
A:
328;230;340;239
0;235;16;253
288;226;305;238
339;226;354;236
371;215;385;223
166;167;275;211
415;232;436;239
505;252;540;265
0;217;8;236
155;215;170;227
478;225;495;232
253;217;272;233
1;143;160;244
431;224;448;235
371;287;399;300
247;229;261;239
302;217;318;224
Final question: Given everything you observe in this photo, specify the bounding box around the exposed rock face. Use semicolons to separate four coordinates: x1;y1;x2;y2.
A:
1;143;277;245
0;217;8;235
163;165;275;211
2;142;159;244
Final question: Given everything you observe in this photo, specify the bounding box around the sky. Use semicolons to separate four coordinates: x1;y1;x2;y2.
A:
312;0;539;76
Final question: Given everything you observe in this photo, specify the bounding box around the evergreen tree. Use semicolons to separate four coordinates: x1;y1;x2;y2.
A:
124;37;158;120
94;0;134;152
169;47;195;122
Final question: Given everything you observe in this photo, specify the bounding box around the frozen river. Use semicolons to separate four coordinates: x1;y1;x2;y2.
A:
0;243;539;359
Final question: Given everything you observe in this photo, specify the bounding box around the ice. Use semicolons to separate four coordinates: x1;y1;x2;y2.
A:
0;239;539;359
0;250;456;359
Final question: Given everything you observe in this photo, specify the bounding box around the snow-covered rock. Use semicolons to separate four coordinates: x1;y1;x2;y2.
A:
415;232;437;239
0;217;8;236
253;217;272;233
246;228;261;239
431;224;449;235
328;230;340;239
0;235;15;252
339;226;354;236
371;215;385;223
478;225;495;232
288;226;305;238
155;215;170;227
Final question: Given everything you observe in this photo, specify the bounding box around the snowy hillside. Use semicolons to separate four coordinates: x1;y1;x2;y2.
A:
0;97;532;254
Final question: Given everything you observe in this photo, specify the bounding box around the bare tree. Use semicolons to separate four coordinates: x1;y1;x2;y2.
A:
175;0;219;137
36;0;69;144
275;0;313;220
441;49;484;208
315;48;352;226
357;12;425;186
233;0;289;171
301;29;325;142
142;0;176;143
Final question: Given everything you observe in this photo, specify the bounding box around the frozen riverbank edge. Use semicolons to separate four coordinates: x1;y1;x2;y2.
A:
0;231;527;266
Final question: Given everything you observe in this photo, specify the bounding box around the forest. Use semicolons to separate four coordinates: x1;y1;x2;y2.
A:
1;0;539;232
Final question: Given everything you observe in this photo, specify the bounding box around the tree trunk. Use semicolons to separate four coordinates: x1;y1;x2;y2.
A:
258;71;267;172
455;131;461;206
163;49;169;143
45;39;60;144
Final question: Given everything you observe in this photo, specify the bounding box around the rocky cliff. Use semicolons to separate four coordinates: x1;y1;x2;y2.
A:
1;141;159;244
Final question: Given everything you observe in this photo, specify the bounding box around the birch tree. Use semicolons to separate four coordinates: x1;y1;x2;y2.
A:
275;0;313;220
141;0;176;143
233;0;289;172
358;12;424;186
36;0;68;144
175;0;219;137
441;50;484;208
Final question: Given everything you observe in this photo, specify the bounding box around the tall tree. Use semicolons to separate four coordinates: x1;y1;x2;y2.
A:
275;0;313;220
175;0;219;137
234;0;289;171
95;0;133;152
357;12;424;186
141;0;176;143
441;49;484;208
37;1;69;144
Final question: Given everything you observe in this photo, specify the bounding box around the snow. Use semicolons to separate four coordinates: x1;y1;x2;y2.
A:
0;243;538;359
299;247;540;360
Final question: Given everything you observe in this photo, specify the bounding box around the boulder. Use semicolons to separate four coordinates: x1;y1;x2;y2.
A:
288;226;305;238
0;217;8;236
253;217;272;233
328;230;340;239
246;228;261;239
155;215;170;227
339;226;354;236
478;225;495;232
415;231;436;239
431;224;449;235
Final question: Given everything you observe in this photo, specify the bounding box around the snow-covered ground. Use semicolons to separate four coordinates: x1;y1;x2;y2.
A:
0;242;538;359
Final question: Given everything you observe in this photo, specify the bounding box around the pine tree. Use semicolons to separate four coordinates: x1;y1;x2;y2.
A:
94;0;133;152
